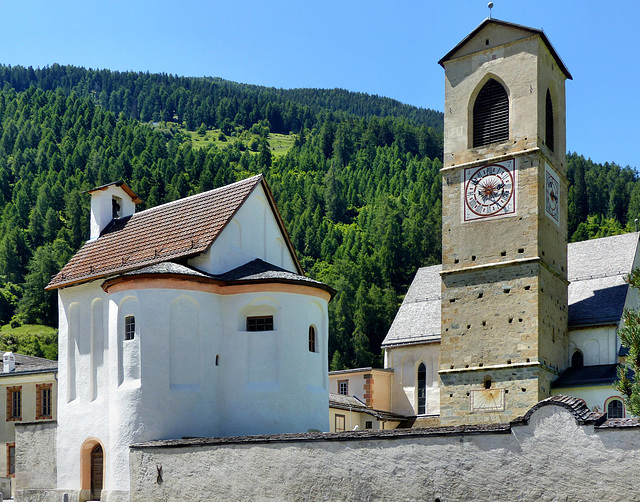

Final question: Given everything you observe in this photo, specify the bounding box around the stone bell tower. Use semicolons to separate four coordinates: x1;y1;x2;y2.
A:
437;19;572;424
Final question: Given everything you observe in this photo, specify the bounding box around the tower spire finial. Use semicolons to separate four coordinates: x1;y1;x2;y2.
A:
488;2;494;19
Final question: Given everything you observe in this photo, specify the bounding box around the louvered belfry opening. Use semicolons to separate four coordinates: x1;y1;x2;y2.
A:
546;89;554;152
473;79;509;147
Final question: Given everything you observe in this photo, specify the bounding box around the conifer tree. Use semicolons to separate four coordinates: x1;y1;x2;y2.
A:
615;267;640;415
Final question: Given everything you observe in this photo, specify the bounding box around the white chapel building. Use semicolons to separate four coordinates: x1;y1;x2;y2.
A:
45;175;333;501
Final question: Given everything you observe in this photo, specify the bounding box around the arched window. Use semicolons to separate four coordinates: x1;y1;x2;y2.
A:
308;326;317;352
417;363;426;415
546;89;554;152
571;350;584;368
607;399;624;418
473;78;509;147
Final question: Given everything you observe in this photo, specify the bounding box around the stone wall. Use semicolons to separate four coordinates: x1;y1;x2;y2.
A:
128;398;640;502
14;421;58;502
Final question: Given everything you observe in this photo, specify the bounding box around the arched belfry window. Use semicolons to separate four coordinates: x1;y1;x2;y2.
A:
417;363;426;415
546;89;554;152
473;78;509;147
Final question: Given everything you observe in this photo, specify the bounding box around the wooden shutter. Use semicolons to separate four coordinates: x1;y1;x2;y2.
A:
473;79;509;147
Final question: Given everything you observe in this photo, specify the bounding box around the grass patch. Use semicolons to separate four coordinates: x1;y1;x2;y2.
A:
0;324;58;360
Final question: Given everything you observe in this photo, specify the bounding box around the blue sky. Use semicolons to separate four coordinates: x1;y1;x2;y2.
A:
2;1;639;169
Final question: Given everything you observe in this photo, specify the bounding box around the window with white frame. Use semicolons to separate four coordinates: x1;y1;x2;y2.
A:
124;315;135;341
338;379;348;396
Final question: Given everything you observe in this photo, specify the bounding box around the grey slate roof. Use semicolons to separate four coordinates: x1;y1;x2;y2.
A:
567;232;639;327
123;262;209;278
382;233;640;347
551;363;620;388
328;393;407;421
0;352;57;376
115;259;335;297
382;265;442;347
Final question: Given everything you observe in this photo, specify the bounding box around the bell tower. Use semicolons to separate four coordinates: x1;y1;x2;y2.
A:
437;19;572;424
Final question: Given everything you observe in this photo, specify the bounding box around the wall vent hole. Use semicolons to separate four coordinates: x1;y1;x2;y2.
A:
518;319;523;323
471;255;477;261
501;251;506;257
478;292;483;298
479;363;483;367
467;325;471;329
482;321;487;326
449;298;456;303
503;288;511;294
507;359;512;364
508;318;513;323
454;258;459;264
518;248;524;253
526;358;530;362
465;364;469;368
524;285;531;291
521;388;526;392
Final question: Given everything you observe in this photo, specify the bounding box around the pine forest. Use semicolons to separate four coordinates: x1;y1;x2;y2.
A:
0;64;637;365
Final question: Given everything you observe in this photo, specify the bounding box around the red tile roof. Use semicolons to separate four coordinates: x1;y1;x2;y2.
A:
47;175;290;290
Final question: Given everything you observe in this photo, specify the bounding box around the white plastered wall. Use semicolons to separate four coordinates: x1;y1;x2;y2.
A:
384;343;441;416
56;279;329;498
188;184;296;274
89;185;136;241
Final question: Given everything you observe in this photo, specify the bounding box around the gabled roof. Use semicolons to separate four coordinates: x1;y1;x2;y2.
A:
382;265;442;348
383;233;640;347
85;180;142;204
47;175;302;290
438;18;572;80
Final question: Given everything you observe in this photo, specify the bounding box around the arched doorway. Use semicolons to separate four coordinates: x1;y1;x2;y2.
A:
90;444;103;500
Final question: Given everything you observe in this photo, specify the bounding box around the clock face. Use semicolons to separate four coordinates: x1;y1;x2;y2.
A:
545;163;560;225
463;159;516;222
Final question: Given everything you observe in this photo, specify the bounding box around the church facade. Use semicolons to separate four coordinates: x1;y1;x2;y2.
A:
382;18;634;425
45;176;332;501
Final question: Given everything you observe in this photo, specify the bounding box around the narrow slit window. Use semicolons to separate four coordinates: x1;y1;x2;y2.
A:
546;89;554;152
247;316;274;332
308;326;317;352
124;315;135;341
473;79;509;147
417;363;426;415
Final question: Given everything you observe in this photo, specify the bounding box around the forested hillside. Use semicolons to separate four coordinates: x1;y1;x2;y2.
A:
0;64;636;367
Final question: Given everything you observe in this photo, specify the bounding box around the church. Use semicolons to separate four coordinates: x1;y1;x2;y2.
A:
43;175;333;501
379;18;636;426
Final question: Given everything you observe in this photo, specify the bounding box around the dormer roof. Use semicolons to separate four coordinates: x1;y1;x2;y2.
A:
85;180;142;204
438;18;572;80
47;175;302;290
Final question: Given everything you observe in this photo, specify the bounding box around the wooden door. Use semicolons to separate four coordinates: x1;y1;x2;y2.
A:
90;444;103;500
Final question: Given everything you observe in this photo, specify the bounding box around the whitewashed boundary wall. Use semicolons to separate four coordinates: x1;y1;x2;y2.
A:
14;398;640;502
129;401;640;502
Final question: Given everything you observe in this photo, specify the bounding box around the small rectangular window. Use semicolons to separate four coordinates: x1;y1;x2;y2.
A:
7;443;15;477
338;380;348;396
247;316;274;332
37;383;53;419
335;414;345;432
365;421;373;429
124;315;135;341
7;387;21;421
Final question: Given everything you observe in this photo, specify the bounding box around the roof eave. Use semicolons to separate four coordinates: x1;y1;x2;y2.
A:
438;18;572;80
